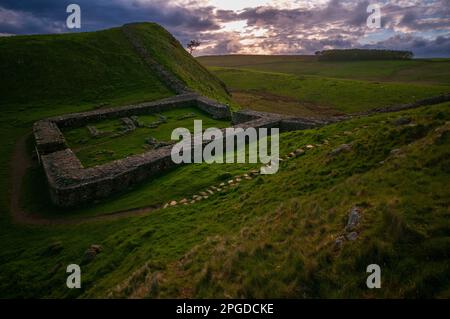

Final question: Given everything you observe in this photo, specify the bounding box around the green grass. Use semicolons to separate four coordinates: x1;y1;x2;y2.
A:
0;27;174;112
0;25;449;299
3;102;449;298
198;55;450;86
124;102;450;298
0;23;236;297
63;107;230;167
210;67;449;115
127;23;232;105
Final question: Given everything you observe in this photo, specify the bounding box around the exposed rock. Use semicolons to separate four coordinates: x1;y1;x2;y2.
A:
145;137;173;149
87;126;101;138
200;192;208;196
334;236;345;250
130;116;144;128
82;245;102;264
330;143;352;156
346;232;358;241
90;245;102;253
121;117;136;132
306;144;314;149
180;198;188;204
294;148;305;156
170;200;177;206
177;112;196;120
345;207;361;232
392;117;411;126
42;241;63;256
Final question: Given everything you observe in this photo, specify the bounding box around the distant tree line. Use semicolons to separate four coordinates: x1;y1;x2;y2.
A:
315;49;414;61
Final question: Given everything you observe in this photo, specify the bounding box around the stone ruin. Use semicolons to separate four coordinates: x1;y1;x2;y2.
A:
33;92;338;208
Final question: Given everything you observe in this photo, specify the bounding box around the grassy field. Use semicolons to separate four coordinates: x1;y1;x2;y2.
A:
0;26;449;299
209;67;449;115
64;107;230;167
197;55;450;117
198;55;450;85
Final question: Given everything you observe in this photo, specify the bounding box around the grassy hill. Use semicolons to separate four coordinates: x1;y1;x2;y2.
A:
3;102;449;298
0;26;449;299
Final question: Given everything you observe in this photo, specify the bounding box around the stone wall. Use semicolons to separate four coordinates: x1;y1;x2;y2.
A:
35;91;449;207
35;94;234;207
40;115;282;207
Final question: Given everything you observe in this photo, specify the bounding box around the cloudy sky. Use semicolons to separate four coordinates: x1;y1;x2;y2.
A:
0;0;449;57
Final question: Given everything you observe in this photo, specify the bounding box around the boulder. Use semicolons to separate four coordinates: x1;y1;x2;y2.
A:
346;232;358;241
345;207;361;231
334;236;345;250
330;143;352;156
82;244;102;264
392;117;411;126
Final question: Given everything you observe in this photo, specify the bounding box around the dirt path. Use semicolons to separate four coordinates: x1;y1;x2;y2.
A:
9;134;161;226
10;93;449;226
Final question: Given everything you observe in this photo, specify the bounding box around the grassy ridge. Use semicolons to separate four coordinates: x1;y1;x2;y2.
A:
127;23;231;105
210;67;449;115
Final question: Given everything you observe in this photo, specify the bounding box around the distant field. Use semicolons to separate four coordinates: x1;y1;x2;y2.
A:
198;55;450;85
64;107;230;167
209;67;450;116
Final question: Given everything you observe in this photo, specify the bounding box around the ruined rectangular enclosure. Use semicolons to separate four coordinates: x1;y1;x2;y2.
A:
34;93;328;208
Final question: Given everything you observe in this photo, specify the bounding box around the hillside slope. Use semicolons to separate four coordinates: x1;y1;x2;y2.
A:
0;23;230;114
103;102;450;299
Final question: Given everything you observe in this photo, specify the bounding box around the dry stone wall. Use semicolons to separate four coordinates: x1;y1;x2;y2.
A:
35;93;450;207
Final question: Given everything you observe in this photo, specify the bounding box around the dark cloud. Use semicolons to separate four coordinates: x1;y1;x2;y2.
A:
364;34;450;57
0;0;448;57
